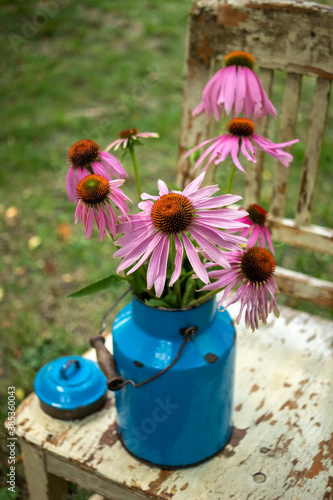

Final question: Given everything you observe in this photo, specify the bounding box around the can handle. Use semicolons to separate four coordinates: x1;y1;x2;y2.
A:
90;326;197;392
90;335;125;391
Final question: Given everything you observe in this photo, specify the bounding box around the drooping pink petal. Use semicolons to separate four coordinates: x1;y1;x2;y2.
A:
189;228;231;269
234;66;246;116
66;165;78;202
230;138;246;172
75;166;90;183
90;161;112;180
223;66;237;116
251;134;299;167
146;237;167;290
105;139;123;151
214;135;238;165
99;151;128;178
97;205;106;242
105;202;117;238
169;234;183;287
253;71;277;118
182;233;209;284
74;200;82;223
114;231;158;267
264;226;275;254
127;233;164;275
85;209;94;239
154;237;170;297
241;137;257;163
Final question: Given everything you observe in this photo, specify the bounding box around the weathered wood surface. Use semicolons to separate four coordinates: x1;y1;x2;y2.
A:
270;72;302;218
274;266;333;308
20;440;68;500
12;302;333;500
268;217;333;255
296;77;331;225
188;0;333;78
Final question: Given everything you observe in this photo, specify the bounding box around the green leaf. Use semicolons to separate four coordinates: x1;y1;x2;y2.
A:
0;487;20;500
144;298;173;309
182;277;196;306
163;293;178;308
67;274;127;298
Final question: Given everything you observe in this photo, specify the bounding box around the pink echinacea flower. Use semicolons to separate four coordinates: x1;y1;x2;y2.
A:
106;128;159;151
184;118;299;173
66;139;127;202
231;204;275;254
75;174;131;242
114;172;248;297
200;247;279;332
193;51;276;120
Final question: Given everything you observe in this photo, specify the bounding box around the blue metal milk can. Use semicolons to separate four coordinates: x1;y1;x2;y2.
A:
91;295;236;468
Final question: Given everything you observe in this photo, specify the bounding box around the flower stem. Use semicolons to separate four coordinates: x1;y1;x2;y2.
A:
169;236;182;308
129;147;142;200
226;164;236;194
187;289;220;308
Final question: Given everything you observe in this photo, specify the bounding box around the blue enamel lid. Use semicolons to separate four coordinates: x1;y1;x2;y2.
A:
34;356;107;410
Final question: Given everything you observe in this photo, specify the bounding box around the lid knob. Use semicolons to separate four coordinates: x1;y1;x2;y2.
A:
60;359;80;380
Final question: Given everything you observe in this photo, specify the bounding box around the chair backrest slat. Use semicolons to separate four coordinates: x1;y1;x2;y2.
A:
244;67;274;206
268;218;333;254
177;64;210;188
270;72;302;218
275;267;333;308
296;77;331;225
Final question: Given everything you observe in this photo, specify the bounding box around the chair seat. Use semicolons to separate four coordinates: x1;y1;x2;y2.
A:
12;302;333;500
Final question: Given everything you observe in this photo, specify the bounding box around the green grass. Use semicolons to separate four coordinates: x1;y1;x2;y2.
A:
0;1;332;498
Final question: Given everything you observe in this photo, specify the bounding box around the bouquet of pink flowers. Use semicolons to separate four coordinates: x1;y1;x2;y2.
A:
66;51;299;332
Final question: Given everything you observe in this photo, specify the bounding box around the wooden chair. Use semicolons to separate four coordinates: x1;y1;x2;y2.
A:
9;2;333;499
177;0;333;309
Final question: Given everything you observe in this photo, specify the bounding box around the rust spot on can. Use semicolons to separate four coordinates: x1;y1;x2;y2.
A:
204;353;218;364
133;360;144;368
